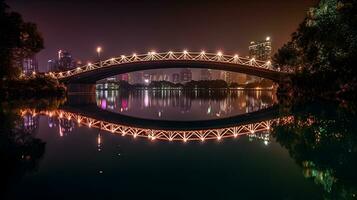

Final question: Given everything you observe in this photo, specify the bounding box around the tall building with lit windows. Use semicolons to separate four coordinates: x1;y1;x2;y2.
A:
200;69;212;80
248;37;272;83
180;68;192;83
23;56;38;75
249;37;272;61
57;50;75;71
47;50;75;72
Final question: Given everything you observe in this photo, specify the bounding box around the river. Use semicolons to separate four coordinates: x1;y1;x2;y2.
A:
1;89;356;199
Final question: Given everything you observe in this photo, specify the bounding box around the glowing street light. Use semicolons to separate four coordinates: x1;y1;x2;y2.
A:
96;46;102;58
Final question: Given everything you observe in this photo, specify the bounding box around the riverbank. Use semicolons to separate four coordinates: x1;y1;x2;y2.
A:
290;71;357;102
96;79;276;91
95;86;276;91
1;76;67;100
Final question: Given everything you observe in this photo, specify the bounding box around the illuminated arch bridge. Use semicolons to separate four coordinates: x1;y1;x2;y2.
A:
45;51;289;84
21;109;292;142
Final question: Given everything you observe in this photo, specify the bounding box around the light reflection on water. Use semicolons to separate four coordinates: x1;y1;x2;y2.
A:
5;97;357;199
96;89;277;121
21;109;275;144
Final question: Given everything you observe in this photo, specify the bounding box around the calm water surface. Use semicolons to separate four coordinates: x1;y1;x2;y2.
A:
2;89;357;200
96;89;277;121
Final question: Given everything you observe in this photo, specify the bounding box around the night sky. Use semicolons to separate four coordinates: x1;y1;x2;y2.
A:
7;0;316;71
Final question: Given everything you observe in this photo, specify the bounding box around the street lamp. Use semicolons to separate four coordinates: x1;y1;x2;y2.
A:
96;46;102;67
96;46;102;58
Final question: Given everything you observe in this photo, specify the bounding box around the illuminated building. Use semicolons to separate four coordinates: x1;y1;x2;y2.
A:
22;56;38;75
180;68;192;83
57;50;75;71
48;50;75;72
200;69;212;80
249;37;272;61
129;71;144;84
116;73;129;82
248;37;272;83
47;59;56;72
171;73;180;83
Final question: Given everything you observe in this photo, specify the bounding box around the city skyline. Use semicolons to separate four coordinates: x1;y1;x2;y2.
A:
8;0;317;71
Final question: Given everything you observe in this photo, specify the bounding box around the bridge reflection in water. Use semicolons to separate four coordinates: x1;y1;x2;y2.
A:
21;109;292;144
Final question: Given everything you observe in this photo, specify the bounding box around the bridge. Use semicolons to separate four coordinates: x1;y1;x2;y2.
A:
44;51;291;93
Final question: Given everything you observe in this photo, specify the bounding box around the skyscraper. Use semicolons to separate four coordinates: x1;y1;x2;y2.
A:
180;68;192;83
248;37;272;83
22;56;38;75
48;50;75;72
47;59;57;72
57;50;75;71
200;69;212;80
129;71;144;84
249;37;272;61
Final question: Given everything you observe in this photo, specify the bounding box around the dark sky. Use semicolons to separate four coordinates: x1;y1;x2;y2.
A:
7;0;316;71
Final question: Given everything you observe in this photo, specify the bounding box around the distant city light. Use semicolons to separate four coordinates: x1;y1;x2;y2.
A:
266;36;270;41
58;50;62;59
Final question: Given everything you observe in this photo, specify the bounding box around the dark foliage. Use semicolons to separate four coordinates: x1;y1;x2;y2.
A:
274;0;357;99
0;0;44;80
1;75;67;99
273;102;357;199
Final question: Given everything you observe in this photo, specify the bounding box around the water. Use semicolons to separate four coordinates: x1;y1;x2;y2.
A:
96;89;277;121
1;90;357;200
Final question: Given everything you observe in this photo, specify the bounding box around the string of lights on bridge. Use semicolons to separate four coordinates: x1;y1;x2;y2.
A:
42;50;277;79
20;109;294;143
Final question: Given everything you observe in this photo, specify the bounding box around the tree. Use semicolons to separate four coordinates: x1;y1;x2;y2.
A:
0;0;44;80
274;0;357;96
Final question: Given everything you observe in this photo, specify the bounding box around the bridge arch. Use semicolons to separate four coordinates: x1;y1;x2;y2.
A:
47;51;288;84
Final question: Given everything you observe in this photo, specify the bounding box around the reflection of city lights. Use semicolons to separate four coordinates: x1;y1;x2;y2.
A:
144;90;149;107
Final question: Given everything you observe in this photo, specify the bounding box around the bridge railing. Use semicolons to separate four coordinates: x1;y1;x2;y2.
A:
44;51;276;79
